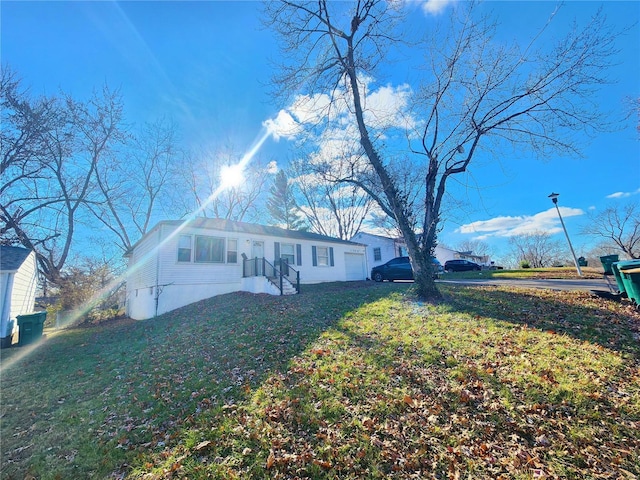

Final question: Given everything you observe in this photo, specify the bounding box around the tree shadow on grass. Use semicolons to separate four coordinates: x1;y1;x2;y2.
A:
439;284;640;358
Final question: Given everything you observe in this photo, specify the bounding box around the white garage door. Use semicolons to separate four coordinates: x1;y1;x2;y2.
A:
344;253;366;281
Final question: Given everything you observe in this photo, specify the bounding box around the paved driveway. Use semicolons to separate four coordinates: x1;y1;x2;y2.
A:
437;277;614;292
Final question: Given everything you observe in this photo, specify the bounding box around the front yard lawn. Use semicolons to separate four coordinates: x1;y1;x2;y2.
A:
1;282;638;479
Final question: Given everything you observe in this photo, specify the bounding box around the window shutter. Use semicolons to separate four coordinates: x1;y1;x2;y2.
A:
329;247;334;266
274;242;280;261
312;246;317;266
296;244;302;266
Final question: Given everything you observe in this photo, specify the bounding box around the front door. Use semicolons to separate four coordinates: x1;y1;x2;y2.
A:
252;241;264;275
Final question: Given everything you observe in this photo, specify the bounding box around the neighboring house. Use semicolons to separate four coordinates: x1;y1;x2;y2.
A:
350;232;492;273
436;246;490;267
350;232;408;275
125;218;367;320
1;246;38;347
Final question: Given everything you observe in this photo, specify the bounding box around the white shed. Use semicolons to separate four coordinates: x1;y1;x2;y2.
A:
125;218;367;320
1;246;38;347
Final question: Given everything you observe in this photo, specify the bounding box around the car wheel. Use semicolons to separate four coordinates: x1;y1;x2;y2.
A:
373;272;384;282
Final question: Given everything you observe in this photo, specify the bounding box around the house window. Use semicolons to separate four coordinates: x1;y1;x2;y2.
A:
281;243;295;265
316;246;331;266
195;236;225;263
373;247;382;261
227;239;238;264
312;245;334;267
178;235;192;262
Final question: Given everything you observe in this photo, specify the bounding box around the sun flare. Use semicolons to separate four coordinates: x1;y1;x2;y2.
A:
220;163;245;189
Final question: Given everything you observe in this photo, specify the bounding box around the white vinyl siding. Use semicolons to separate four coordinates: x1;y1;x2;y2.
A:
7;251;38;319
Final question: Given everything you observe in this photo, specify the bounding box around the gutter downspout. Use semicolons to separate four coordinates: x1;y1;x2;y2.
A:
155;226;161;318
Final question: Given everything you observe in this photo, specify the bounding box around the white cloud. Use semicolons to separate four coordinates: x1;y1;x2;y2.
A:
263;110;302;141
263;80;417;143
457;207;584;239
364;84;415;130
421;0;456;15
289;93;334;124
606;187;640;199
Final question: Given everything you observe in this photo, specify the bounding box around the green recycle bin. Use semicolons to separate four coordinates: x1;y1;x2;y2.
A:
599;254;619;275
613;260;640;296
620;266;640;306
17;311;47;346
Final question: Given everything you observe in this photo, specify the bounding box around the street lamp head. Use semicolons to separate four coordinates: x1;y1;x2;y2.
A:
548;192;559;204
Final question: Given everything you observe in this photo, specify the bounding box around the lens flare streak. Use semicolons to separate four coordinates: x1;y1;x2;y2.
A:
0;128;273;374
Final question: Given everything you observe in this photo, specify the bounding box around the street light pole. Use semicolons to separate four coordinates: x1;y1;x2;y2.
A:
548;192;583;277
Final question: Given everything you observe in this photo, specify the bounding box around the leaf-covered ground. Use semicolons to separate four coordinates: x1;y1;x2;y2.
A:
1;282;638;479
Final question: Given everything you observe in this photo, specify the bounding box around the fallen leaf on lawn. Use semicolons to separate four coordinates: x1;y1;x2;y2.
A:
194;440;212;451
313;459;333;469
403;395;416;407
266;450;275;469
459;389;471;403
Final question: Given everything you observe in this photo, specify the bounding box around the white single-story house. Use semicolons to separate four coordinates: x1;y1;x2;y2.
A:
125;218;367;320
1;246;38;347
350;232;492;273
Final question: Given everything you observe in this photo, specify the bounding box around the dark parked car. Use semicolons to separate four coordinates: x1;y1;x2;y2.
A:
444;259;481;272
371;256;442;282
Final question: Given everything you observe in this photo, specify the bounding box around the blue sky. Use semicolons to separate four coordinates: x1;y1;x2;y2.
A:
2;0;639;262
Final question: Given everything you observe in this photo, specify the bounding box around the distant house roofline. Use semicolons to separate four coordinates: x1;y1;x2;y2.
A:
352;231;405;243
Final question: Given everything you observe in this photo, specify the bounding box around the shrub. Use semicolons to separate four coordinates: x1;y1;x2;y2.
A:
520;260;531;269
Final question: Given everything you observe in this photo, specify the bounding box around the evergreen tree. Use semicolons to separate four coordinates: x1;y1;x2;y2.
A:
266;170;306;230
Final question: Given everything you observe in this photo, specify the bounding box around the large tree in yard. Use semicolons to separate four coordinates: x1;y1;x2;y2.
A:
264;1;619;299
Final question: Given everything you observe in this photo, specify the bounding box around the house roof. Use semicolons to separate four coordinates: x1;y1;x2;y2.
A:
0;246;33;272
129;218;363;254
351;231;405;243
